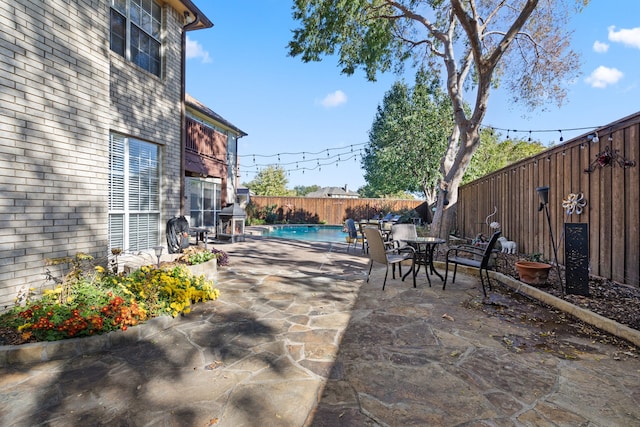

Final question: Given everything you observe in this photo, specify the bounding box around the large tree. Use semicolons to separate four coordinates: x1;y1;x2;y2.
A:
289;0;585;237
363;69;452;204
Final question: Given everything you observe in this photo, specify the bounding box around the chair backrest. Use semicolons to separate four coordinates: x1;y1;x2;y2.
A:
480;231;501;268
363;227;387;265
345;218;358;238
391;224;417;244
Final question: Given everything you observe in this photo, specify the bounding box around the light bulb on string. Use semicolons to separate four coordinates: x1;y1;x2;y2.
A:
558;130;563;142
528;131;532;142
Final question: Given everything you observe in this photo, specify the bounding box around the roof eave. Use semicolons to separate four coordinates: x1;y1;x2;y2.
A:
164;0;213;30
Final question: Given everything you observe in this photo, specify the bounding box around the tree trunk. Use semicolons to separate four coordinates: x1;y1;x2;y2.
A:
430;180;459;240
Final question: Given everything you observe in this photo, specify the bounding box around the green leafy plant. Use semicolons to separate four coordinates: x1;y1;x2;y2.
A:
525;252;545;263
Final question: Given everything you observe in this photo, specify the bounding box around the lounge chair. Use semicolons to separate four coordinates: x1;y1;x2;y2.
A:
363;227;416;290
443;231;501;296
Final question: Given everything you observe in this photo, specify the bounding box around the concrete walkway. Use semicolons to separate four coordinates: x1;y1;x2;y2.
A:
0;236;639;426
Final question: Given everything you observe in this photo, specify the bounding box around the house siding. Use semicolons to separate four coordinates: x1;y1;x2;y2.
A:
0;1;187;309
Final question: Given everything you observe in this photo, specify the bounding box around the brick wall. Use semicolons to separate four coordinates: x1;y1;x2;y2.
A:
0;1;186;309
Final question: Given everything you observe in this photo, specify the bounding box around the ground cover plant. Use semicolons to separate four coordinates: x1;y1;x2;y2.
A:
0;251;222;345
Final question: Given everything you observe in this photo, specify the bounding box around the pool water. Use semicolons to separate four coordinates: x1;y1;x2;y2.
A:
256;225;348;243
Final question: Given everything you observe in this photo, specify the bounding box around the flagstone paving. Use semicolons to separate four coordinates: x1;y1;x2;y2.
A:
0;236;639;426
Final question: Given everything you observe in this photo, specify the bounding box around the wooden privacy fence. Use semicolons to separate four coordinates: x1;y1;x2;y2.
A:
248;196;424;226
457;111;640;287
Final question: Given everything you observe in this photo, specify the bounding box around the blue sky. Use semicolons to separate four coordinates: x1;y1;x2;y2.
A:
185;1;640;191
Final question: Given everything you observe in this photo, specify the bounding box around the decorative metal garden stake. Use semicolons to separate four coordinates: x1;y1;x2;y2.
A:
536;186;564;294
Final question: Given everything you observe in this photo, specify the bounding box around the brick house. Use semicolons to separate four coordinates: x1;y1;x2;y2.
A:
184;94;247;229
0;1;232;309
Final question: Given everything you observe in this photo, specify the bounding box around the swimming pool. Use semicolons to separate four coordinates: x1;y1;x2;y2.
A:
253;225;348;243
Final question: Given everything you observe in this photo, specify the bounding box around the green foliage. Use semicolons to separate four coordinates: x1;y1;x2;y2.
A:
294;185;320;196
187;251;216;265
525;252;545;263
289;0;402;81
245;165;295;196
362;69;453;204
463;130;546;184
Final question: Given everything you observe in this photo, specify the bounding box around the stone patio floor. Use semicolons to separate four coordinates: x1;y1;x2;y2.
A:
0;236;639;426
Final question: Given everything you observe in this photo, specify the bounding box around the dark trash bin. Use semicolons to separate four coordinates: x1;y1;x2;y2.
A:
166;216;190;254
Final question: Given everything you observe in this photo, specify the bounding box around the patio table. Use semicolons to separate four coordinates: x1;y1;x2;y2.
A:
189;227;211;249
402;237;446;286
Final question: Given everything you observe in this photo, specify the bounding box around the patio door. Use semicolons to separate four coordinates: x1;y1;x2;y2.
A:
187;177;221;228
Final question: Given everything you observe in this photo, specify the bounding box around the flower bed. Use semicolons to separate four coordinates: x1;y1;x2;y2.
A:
0;252;222;345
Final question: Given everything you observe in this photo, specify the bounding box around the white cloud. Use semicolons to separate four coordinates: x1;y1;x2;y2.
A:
585;66;623;88
319;90;348;108
608;25;640;49
592;40;609;53
186;36;212;63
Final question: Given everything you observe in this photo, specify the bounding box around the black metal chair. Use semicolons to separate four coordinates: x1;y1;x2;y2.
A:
443;231;501;296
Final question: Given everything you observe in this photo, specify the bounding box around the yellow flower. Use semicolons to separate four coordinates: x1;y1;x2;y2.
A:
18;323;32;332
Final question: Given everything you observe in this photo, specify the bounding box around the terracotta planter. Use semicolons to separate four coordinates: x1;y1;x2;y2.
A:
515;261;552;286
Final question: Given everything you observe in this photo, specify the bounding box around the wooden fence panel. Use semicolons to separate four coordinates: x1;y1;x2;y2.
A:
248;196;424;226
626;124;640;286
458;112;640;287
611;130;626;282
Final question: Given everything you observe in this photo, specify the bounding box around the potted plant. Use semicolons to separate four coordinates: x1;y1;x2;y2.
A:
515;253;552;286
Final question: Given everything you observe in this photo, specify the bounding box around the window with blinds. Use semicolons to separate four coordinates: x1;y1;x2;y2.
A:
109;133;160;252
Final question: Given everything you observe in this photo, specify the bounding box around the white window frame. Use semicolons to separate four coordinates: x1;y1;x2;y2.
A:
109;133;161;252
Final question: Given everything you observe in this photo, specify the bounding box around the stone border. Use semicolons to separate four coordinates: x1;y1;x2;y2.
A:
0;314;181;368
435;261;640;348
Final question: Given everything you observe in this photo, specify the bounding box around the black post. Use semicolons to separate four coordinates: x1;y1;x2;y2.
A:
536;186;564;294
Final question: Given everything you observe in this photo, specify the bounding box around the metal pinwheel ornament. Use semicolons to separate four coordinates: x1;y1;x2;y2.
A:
562;192;587;215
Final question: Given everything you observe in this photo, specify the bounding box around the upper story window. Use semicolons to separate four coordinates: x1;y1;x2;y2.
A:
110;0;162;77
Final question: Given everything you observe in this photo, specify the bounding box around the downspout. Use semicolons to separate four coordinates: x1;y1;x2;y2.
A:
180;12;200;215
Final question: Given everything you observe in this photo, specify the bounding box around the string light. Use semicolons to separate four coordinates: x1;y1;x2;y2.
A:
481;124;601;139
240;123;605;179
